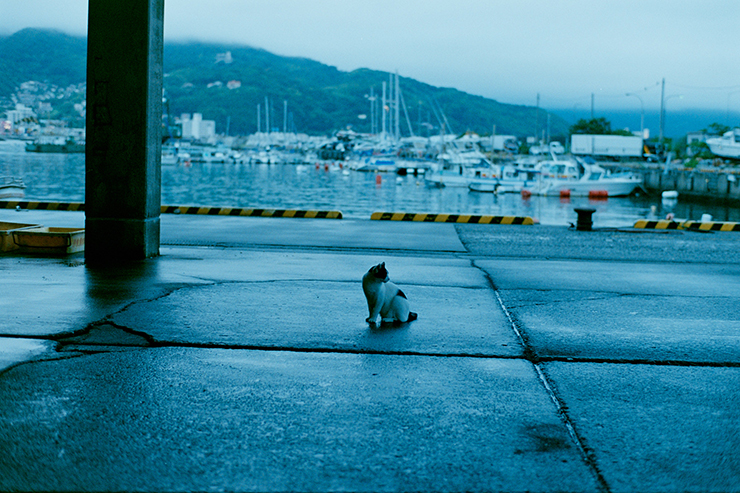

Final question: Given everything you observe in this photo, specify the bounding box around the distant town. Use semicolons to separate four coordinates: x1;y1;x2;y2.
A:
3;74;739;169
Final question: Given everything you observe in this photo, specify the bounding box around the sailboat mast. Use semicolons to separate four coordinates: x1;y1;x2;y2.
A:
381;81;386;141
395;71;400;140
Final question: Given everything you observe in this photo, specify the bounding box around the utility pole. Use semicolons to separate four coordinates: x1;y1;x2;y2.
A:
283;100;287;134
591;93;594;119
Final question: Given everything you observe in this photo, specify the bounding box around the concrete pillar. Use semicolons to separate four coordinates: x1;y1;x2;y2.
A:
85;0;164;263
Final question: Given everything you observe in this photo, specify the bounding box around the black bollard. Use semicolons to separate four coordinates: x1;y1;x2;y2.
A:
574;207;596;231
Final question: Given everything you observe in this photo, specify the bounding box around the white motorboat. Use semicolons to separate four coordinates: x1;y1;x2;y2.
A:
468;164;541;193
0;176;26;199
424;150;498;187
524;158;643;197
348;157;399;172
161;145;180;165
706;129;740;159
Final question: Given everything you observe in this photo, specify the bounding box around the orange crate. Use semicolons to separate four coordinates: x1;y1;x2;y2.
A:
0;222;42;252
13;227;85;255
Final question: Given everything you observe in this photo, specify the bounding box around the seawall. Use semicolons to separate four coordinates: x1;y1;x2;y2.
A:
637;167;740;206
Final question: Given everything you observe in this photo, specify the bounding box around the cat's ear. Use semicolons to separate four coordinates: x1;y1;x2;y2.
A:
380;262;385;268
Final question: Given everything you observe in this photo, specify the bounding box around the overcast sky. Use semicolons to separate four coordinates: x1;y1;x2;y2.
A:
2;0;740;114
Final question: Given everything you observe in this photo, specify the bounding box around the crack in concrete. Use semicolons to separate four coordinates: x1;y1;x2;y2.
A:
471;258;612;493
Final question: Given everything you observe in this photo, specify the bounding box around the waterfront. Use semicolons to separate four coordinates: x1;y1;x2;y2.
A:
2;139;739;227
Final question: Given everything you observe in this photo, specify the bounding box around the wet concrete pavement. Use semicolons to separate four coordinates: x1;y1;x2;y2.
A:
1;209;739;492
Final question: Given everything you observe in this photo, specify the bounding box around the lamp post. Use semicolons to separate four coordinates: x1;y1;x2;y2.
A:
625;92;644;137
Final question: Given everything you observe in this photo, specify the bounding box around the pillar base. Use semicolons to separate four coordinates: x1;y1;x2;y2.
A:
85;217;160;264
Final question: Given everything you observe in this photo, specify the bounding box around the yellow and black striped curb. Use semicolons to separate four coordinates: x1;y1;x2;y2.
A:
682;220;740;232
0;200;85;211
371;212;535;225
633;220;684;230
160;205;342;219
633;219;740;232
1;201;342;219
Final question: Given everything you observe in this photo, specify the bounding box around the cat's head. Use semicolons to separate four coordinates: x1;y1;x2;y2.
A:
369;262;389;282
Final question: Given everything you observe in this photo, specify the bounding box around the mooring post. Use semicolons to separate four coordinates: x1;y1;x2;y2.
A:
574;207;596;231
85;0;164;263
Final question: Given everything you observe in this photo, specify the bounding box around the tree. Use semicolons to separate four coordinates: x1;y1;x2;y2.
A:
705;122;730;136
569;117;612;135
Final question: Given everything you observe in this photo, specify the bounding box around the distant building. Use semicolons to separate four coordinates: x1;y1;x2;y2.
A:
227;80;241;90
180;113;216;140
5;104;36;124
215;51;233;64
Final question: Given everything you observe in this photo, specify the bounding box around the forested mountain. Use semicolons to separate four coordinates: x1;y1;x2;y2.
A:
0;28;569;137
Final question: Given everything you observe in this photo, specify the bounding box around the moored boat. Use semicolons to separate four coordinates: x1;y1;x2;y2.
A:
25;136;85;153
0;176;26;199
523;158;643;197
424;150;498;187
706;128;740;160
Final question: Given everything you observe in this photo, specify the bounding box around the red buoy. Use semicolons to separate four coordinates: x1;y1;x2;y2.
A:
521;189;532;199
588;190;608;200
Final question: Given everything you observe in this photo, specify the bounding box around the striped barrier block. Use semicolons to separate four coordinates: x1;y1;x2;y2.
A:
161;205;343;219
633;220;685;230
0;201;85;211
682;220;740;232
1;201;342;219
371;212;535;225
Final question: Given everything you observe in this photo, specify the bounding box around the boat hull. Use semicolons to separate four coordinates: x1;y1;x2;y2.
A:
706;141;740;159
531;177;642;197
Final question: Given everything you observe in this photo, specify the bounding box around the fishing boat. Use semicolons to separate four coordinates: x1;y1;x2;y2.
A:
25;136;85;153
523;158;643;197
0;176;26;199
706;128;740;160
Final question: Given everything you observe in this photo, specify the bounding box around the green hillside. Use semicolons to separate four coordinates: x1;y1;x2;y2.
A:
0;28;570;138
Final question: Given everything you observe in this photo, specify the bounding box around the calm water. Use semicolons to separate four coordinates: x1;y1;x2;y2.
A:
2;139;739;227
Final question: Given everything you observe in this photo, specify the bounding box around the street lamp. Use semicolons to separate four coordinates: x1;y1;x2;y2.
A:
625;92;644;137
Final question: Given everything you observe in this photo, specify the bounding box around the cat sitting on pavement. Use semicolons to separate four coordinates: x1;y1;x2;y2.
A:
362;262;418;327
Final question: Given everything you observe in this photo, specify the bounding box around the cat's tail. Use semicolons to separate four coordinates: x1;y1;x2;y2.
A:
407;312;418;322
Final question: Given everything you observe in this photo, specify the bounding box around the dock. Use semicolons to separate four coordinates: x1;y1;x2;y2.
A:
2;208;740;492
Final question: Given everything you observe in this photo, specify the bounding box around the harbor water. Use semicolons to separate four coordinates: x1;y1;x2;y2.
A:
2;139;739;227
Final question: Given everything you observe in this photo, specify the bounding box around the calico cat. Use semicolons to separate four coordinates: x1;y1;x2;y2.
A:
362;262;418;326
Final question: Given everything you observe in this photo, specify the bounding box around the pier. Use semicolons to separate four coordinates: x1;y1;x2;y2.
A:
2;208;740;492
638;165;740;205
